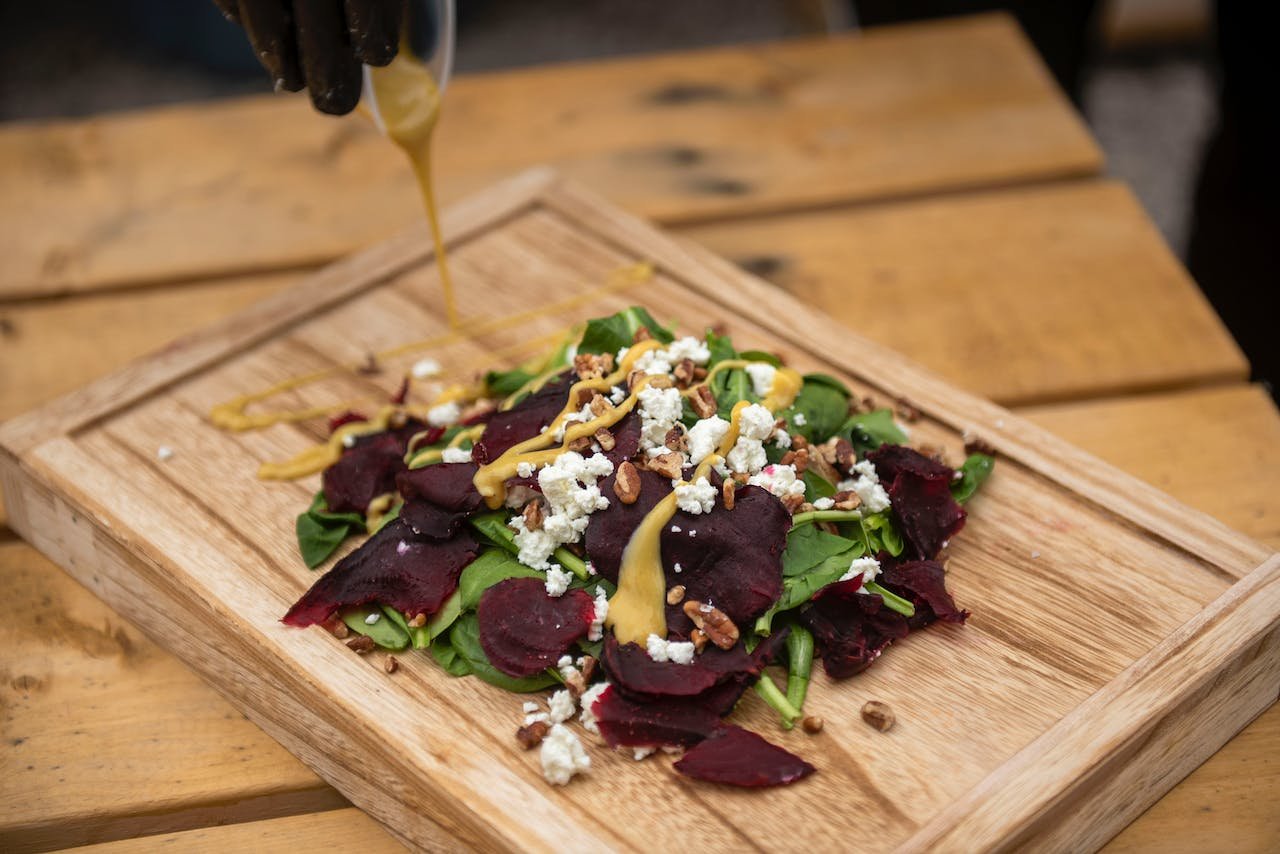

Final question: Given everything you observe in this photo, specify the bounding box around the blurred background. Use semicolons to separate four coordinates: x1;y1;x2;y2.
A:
1;0;1273;386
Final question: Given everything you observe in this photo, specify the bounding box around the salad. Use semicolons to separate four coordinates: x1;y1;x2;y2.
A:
281;307;993;788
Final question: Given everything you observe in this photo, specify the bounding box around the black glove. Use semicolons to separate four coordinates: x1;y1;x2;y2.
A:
213;0;408;115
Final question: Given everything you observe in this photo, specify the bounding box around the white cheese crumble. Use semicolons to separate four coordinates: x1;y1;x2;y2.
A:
836;459;892;513
673;562;683;574
427;401;461;427
792;412;807;427
342;434;358;448
410;357;442;379
812;497;835;510
840;556;881;586
588;586;609;641
551;403;596;442
725;403;777;476
441;446;472;463
364;612;381;625
748;464;807;500
548;689;577;724
670;525;682;533
772;428;792;449
637;385;686;457
540;724;590;785
516;461;537;478
609;385;628;405
745;362;777;397
511;451;615;569
156;446;175;462
522;701;540;714
544;566;573;598
674;476;717;514
633;747;657;761
665;336;711;365
738;404;776;440
686;416;730;464
645;634;697;665
578;682;610;734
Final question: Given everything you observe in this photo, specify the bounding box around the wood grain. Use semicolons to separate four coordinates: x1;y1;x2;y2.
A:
685;180;1247;405
0;14;1100;298
0;173;1272;851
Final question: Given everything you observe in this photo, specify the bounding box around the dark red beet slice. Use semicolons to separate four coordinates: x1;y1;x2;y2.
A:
283;518;479;627
659;484;789;635
396;463;483;512
673;725;815;787
801;581;909;678
590;685;721;748
602;410;641;466
867;444;955;483
322;433;407;515
880;560;968;630
472;371;574;464
886;472;967;561
584;468;672;583
477;578;595;677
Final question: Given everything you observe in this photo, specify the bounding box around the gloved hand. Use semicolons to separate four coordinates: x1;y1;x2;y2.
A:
212;0;408;115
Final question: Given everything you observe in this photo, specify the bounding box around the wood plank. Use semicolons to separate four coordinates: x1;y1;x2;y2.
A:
0;173;1272;851
684;180;1247;405
2;381;1274;851
0;14;1100;299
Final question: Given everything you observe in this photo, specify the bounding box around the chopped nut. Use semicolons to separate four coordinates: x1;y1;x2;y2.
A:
790;434;809;450
567;435;593;453
692;366;708;381
689;629;709;654
614;461;642;504
632;326;653;343
896;399;921;423
384;656;399;674
796;502;815;514
801;715;825;734
563;668;587;696
573;352;614;380
682;600;739;650
594;428;616;451
646;374;674;390
666;585;687;605
832;490;863;511
579;655;597;684
849;395;877;415
917;443;950;465
782;493;807;513
964;435;998;457
516;720;550;749
664;426;688;452
673;358;697;388
722;479;736;510
589;393;613;418
627;370;645;391
647;452;684;479
690;385;718;419
861;700;895;732
323;615;350;639
407;613;427;628
346;636;376;655
790;447;810;473
834;438;856;472
731;471;749;484
522;499;545;531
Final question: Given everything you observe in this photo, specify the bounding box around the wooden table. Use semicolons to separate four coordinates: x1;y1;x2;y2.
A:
1;13;1275;852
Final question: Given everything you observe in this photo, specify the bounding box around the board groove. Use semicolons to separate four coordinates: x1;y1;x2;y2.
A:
2;169;1275;852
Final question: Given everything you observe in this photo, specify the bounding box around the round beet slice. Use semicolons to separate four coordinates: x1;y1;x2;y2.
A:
477;577;595;677
673;724;815;787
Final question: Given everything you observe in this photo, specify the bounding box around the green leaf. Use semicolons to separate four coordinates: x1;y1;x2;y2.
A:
951;453;995;503
840;409;908;455
449;615;557;692
469;511;519;553
783;376;851;443
800;373;853;398
484;367;539;398
578;306;674;355
711;367;755;420
757;548;860;634
861;512;905;558
458;550;545;609
782;524;857;577
342;605;409;650
704;329;737;365
801;468;836;500
424;590;463;642
737;349;782;367
429;634;473;676
295;492;367;569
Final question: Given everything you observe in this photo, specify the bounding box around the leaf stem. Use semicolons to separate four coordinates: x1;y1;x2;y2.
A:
754;672;802;728
784;626;814;729
789;509;864;529
553;547;590;580
863;581;916;618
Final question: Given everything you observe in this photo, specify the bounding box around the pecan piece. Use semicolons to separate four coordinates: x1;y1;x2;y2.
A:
614;461;642;504
666;585;686;605
682;600;739;650
594;427;616;451
589;393;613;418
517;720;550;749
323;615;350;639
689;629;709;654
647;452;684;480
673;358;696;388
384;656;399;674
346;636;376;655
646;374;675;390
861;700;895;732
780;447;810;473
573;352;614;381
690;385;718;419
801;715;825;734
721;478;736;510
964;435;997;457
664;425;688;452
522;499;545;531
407;613;427;628
895;399;921;423
632;326;653;343
567;435;593;453
832;490;862;511
782;493;807;513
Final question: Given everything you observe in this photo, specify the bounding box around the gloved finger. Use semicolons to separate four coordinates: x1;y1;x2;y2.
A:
293;0;363;115
239;0;305;92
211;0;241;24
344;0;405;66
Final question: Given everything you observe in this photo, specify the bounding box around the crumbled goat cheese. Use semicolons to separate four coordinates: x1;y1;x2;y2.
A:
156;446;174;462
544;566;573;598
516;461;537;478
552;403;596;442
364;612;381;625
637;386;686;456
726;437;767;475
396;540;410;555
540;724;590;785
578;683;610;734
687;416;730;464
673;562;683;574
441;446;472;463
836;459;892;513
738;404;777;441
646;634;697;665
609;385;628;405
557;656;582;685
511;451;615;569
792;412;807;427
688;530;697;537
522;701;541;714
812;497;835;510
666;336;712;365
548;689;577;724
674;476;717;514
525;712;550;725
427;401;461;427
748;464;807;499
633;747;657;760
745;362;778;397
411;358;441;379
588;586;609;641
670;525;682;533
773;428;792;449
840;556;881;586
342;434;358;448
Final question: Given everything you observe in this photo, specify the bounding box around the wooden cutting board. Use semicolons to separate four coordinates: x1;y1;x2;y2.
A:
2;168;1276;852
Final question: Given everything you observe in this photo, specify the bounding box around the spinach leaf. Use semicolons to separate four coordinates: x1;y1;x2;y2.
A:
783;524;857;577
484;367;538;398
840;408;908;455
469;511;519;554
424;590;463;642
861;512;905;557
951;453;995;503
578;306;674;355
704;329;737;365
802;469;837;500
342;605;410;650
296;492;367;569
757;549;857;634
711;367;755;420
737;349;782;367
802;373;854;397
430;634;473;676
459;550;545;609
449;615;558;692
783;374;851;443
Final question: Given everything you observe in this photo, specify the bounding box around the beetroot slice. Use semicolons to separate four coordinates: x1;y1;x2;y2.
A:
867;444;955;483
584;468;673;583
396;463;483;512
321;419;430;514
477;578;595;677
283;518;479;627
880;560;968;630
472;372;574;464
602;410;642;466
673;725;815;787
801;581;909;679
886;472;967;561
590;685;721;748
